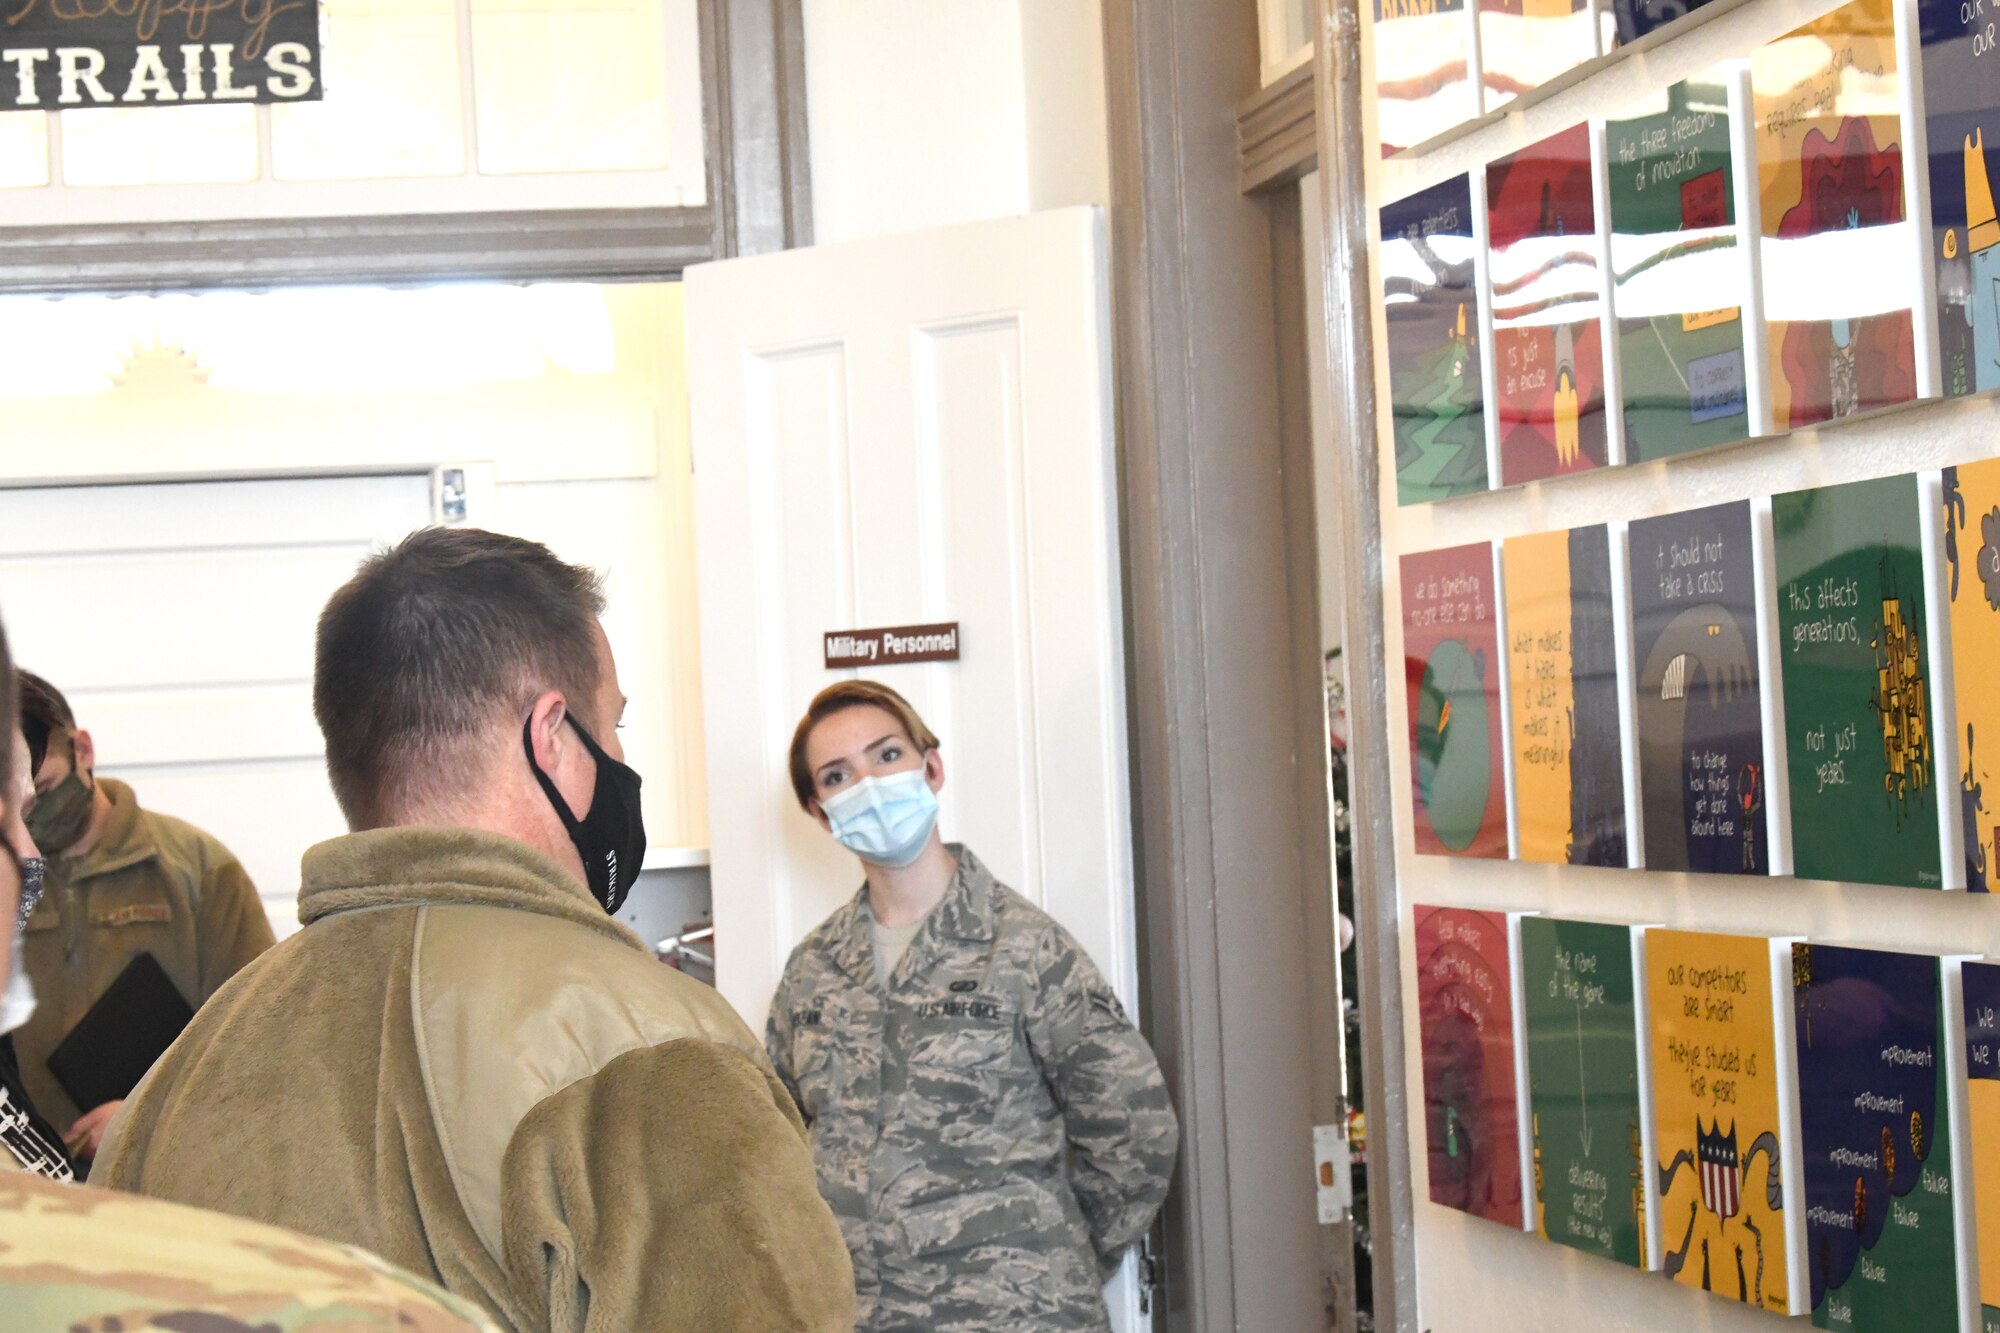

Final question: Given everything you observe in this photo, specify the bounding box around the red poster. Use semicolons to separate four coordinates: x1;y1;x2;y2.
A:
1401;542;1507;857
1415;905;1526;1227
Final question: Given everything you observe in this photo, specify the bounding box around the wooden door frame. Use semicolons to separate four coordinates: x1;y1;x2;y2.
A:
1101;1;1357;1328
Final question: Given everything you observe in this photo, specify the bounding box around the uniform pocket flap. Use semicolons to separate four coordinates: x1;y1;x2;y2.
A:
899;1182;1052;1257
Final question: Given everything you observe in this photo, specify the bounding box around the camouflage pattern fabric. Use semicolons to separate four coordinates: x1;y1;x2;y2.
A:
767;844;1179;1332
0;1168;498;1331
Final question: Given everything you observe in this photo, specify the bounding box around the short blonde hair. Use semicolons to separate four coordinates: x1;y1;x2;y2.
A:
788;680;939;811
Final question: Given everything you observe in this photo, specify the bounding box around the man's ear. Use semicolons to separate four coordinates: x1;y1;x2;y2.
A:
71;729;96;777
525;692;569;776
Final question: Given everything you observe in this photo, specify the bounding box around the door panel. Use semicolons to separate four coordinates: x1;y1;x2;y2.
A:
686;207;1143;1330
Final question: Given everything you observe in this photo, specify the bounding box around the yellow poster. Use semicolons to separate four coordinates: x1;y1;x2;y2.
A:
1504;530;1575;863
1645;928;1793;1312
1946;459;2000;893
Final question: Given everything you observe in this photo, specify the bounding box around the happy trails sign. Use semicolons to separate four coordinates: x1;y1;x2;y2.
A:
824;622;961;670
0;1;323;109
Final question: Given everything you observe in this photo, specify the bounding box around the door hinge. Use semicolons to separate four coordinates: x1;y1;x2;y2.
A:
1136;1231;1163;1315
1314;1122;1353;1224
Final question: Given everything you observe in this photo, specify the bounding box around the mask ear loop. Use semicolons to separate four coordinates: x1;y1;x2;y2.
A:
521;715;587;838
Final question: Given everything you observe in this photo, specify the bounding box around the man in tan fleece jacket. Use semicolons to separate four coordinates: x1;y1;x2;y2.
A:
96;528;855;1333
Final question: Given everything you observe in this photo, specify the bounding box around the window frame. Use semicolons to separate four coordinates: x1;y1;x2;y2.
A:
0;0;811;292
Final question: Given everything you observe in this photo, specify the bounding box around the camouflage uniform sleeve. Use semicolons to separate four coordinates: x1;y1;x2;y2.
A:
194;855;276;1000
500;1039;856;1332
1026;923;1180;1271
765;963;806;1117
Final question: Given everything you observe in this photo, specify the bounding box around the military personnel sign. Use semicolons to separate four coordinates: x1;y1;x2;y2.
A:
0;0;322;110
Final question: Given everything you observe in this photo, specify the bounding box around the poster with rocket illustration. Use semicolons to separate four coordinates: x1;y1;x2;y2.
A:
1477;0;1595;113
1773;475;1943;889
1416;905;1529;1228
1944;458;2000;892
1921;0;2000;398
1375;0;1480;158
1383;176;1491;504
1751;0;1918;430
1793;944;1962;1333
1486;124;1612;485
1627;501;1771;874
1502;526;1629;866
1520;917;1650;1267
1606;73;1755;462
1960;961;2000;1332
1646;928;1800;1313
1402;543;1508;858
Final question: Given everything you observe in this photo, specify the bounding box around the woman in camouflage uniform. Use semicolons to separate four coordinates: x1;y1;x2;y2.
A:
767;680;1180;1332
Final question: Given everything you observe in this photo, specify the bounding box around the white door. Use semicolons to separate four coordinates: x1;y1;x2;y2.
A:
685;206;1145;1329
0;472;459;933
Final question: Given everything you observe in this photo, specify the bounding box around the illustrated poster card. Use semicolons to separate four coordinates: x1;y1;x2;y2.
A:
1773;475;1942;889
1628;502;1771;874
1609;0;1725;48
1477;0;1595;113
1521;917;1649;1266
1945;459;2000;891
1416;905;1527;1226
1647;928;1795;1312
1606;74;1754;461
1961;961;2000;1331
1921;0;2000;398
1793;944;1960;1332
1502;526;1629;866
1402;543;1508;857
1751;0;1918;430
1383;176;1492;505
1375;0;1479;158
1486;124;1611;485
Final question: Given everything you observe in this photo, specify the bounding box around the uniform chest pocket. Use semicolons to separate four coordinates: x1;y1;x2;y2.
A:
789;1024;847;1118
906;1017;1019;1072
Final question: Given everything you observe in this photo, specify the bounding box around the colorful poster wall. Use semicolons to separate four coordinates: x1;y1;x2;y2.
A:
1417;905;1529;1227
1520;917;1650;1267
1962;961;2000;1332
1375;0;1479;158
1402;543;1509;857
1502;526;1629;866
1946;459;2000;891
1478;0;1595;112
1793;944;1960;1332
1627;502;1771;874
1773;475;1943;889
1920;0;2000;398
1605;73;1755;461
1486;125;1612;485
1383;176;1492;505
1750;0;1918;430
1646;928;1798;1313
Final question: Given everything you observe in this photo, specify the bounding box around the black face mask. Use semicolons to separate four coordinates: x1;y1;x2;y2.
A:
523;714;646;915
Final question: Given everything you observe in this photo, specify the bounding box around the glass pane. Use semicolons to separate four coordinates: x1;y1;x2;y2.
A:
61;105;258;186
272;0;466;180
0;113;49;188
471;0;670;175
1259;0;1313;78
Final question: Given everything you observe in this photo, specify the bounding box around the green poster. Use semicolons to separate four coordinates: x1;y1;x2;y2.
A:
1773;474;1943;888
1520;917;1649;1268
1605;74;1752;462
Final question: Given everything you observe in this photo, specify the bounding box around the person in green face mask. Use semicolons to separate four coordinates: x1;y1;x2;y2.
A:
13;671;274;1164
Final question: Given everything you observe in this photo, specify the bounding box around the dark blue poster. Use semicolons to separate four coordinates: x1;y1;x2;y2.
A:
1381;176;1490;506
1628;501;1770;874
1922;0;2000;397
1792;944;1959;1332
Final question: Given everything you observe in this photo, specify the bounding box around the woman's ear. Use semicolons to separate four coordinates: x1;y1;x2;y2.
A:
808;797;832;834
924;747;944;793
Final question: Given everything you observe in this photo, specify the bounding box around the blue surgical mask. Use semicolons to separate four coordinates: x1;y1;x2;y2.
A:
820;769;939;868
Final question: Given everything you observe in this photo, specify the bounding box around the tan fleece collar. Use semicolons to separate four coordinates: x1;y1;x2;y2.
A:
298;826;645;953
58;778;155;881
